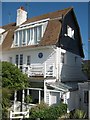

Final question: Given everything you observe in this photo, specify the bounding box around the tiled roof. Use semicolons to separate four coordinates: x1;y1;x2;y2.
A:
23;7;72;25
1;6;84;58
1;7;72;51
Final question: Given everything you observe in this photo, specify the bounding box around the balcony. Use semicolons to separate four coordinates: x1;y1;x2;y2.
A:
22;63;55;78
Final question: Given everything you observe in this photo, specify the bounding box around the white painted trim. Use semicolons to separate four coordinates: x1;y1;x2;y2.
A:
47;89;62;93
39;90;41;104
14;90;17;112
47;84;68;92
19;18;50;28
27;87;43;91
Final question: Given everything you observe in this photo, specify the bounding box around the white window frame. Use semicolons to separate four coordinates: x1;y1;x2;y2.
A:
22;30;26;46
65;25;74;39
14;23;44;47
14;31;19;47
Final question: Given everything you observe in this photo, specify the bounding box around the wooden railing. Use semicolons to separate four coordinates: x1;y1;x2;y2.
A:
10;109;29;119
23;63;55;78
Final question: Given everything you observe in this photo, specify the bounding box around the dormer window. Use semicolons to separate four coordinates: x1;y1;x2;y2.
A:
14;25;42;47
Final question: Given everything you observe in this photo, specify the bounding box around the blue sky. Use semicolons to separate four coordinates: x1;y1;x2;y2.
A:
2;2;88;59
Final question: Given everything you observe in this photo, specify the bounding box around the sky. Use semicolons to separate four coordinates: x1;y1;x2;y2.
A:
1;2;89;60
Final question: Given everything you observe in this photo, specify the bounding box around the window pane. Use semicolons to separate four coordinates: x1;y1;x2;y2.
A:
19;31;22;46
15;31;18;45
16;55;19;65
20;54;23;65
22;30;26;44
27;56;30;65
31;28;33;41
34;27;37;44
37;26;42;42
27;29;30;44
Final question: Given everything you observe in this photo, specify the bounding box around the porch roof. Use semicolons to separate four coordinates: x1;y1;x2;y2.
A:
47;81;78;92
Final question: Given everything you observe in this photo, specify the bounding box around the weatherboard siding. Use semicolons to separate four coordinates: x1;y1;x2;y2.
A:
2;46;85;81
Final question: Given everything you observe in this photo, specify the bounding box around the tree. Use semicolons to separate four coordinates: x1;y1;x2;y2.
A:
1;61;29;118
82;60;90;79
2;61;29;89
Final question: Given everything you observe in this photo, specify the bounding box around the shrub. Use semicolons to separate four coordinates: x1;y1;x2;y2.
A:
29;102;67;120
69;109;86;119
73;109;86;119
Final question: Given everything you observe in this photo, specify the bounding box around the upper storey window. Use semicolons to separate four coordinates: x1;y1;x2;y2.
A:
65;25;74;39
14;25;42;47
67;25;74;39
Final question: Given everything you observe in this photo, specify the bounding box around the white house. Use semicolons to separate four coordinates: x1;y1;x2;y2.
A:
1;6;87;114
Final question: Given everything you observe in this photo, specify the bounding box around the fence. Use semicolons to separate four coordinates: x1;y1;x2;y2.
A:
10;109;29;119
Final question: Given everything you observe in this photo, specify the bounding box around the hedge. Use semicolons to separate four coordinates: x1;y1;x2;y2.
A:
29;102;67;120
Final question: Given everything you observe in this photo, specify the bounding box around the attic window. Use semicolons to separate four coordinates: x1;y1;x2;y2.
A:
14;25;42;47
65;25;74;39
67;25;74;39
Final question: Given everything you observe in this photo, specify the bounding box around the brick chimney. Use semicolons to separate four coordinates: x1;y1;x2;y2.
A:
16;6;27;26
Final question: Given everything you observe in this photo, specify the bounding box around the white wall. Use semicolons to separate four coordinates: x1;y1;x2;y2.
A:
66;91;79;112
78;83;88;114
2;46;86;81
59;48;87;82
2;46;57;78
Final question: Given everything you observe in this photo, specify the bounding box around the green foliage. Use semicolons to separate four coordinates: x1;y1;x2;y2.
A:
69;109;86;119
1;61;29;118
2;88;12;119
73;109;86;119
2;61;29;90
25;95;32;103
82;61;90;79
29;102;67;120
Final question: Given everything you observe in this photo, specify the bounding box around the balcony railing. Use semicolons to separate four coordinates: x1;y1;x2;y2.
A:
22;63;55;78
